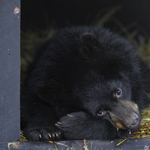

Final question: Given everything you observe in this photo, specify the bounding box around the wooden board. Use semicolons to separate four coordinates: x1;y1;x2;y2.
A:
0;0;20;142
1;138;150;150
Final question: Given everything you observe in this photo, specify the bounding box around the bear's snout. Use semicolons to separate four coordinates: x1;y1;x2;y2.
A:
108;100;140;131
126;112;139;129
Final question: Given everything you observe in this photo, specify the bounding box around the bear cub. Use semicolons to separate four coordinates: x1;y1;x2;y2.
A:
21;26;150;141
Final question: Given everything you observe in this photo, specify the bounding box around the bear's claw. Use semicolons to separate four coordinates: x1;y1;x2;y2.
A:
23;127;62;141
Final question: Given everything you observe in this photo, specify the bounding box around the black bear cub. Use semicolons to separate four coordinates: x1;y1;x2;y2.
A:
21;26;150;141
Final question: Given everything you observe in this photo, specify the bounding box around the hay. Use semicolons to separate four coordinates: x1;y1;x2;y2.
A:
133;106;150;138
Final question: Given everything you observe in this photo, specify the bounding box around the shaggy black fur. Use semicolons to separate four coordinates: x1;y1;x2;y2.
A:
21;26;150;141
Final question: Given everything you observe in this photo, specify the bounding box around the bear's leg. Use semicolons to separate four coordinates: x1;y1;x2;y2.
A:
57;111;128;140
21;101;62;141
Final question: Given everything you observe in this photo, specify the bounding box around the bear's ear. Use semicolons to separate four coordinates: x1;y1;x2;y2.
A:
79;33;104;60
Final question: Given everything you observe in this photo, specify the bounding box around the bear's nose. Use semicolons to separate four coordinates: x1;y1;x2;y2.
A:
130;113;139;129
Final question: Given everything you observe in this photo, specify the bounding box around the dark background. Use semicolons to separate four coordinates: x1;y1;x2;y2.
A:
21;0;150;89
21;0;150;35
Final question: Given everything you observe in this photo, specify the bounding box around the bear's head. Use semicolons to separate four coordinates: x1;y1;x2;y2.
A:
74;32;141;134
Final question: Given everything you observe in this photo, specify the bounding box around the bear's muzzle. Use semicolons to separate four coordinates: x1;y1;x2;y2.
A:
108;100;140;131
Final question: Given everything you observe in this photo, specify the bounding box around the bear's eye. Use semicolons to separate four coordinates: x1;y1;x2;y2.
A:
97;110;106;117
115;88;122;98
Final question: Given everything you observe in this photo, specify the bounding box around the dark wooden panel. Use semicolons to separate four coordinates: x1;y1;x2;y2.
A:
0;0;20;142
0;138;150;150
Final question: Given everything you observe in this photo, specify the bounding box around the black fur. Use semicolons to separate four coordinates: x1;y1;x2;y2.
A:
21;26;150;141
